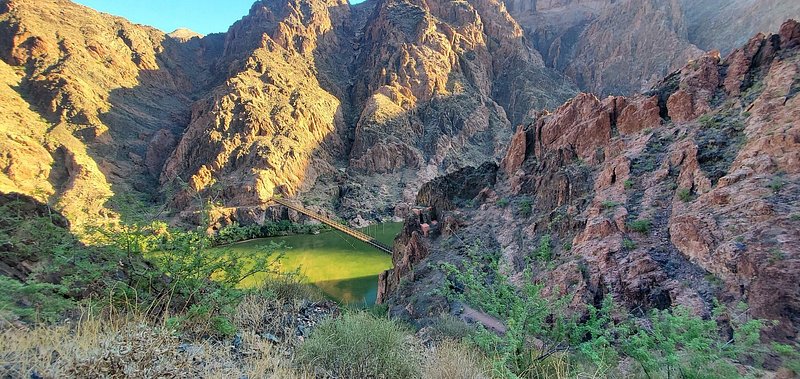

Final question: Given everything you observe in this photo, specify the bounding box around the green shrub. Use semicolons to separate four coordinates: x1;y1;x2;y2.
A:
259;272;324;302
496;198;510;208
440;242;775;379
624;179;634;190
627;219;652;234
297;312;419;378
601;200;622;209
677;188;692;202
772;343;800;374
562;241;572;252
0;277;74;323
768;177;785;193
430;314;476;341
518;199;533;217
623;238;637;250
213;220;329;245
791;214;800;222
535;234;553;262
698;114;716;128
769;249;786;263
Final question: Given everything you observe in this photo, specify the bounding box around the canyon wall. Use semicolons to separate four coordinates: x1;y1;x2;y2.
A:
381;20;800;343
1;0;798;230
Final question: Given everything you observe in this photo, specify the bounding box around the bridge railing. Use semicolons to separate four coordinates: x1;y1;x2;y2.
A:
270;198;393;255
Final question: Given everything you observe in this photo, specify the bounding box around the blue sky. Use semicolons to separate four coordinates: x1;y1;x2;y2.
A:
72;1;263;35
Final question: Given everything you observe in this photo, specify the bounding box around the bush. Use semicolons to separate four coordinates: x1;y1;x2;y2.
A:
422;340;490;379
518;199;533;217
496;198;510;208
297;312;420;378
601;200;622;209
623;238;637;250
430;314;476;341
535;234;553;262
627;219;652;234
624;179;634;190
212;220;329;246
677;188;692;202
768;176;785;193
440;243;777;379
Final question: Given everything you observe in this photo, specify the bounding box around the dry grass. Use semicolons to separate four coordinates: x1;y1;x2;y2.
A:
422;340;491;379
0;311;312;378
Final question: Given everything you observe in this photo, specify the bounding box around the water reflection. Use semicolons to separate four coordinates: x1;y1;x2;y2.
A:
221;222;402;305
313;275;381;306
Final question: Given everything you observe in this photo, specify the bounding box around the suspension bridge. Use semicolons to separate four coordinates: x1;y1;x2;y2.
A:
268;198;394;255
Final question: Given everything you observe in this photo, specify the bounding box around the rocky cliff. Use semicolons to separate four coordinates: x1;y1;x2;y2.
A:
506;0;800;96
1;0;798;231
381;20;800;344
0;0;221;225
165;0;581;226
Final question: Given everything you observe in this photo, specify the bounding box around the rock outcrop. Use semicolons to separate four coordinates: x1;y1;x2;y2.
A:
159;0;577;224
1;0;798;231
381;20;800;344
0;0;221;225
505;0;800;96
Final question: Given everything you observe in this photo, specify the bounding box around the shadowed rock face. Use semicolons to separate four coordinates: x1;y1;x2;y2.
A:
0;0;222;225
381;20;800;344
505;0;800;96
0;0;797;231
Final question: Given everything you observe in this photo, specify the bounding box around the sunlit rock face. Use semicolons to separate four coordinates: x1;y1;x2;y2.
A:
1;0;798;229
161;0;354;219
0;0;220;226
382;20;800;343
161;0;578;223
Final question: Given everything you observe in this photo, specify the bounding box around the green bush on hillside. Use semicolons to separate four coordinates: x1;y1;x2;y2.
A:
439;242;782;378
297;312;420;378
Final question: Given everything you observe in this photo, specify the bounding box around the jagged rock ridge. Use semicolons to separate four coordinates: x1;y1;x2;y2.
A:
504;0;800;96
381;20;800;344
1;0;798;230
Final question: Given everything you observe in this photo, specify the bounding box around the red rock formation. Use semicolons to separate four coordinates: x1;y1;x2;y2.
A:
383;20;800;344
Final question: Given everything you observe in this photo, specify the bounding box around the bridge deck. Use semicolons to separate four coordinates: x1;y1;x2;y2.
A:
270;198;394;255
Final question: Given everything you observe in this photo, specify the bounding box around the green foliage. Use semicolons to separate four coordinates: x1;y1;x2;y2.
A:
769;249;786;263
622;303;768;378
768;176;785;193
518;199;533;217
562;241;572;252
496;198;510;208
0;276;74;323
624;179;634;190
627;219;652;234
678;188;692;202
623;238;637;250
772;343;800;374
698;114;716;128
535;234;553;263
791;214;800;222
297;312;419;378
430;314;476;341
601;200;622;209
212;220;328;245
440;243;776;379
0;197;125;322
139;225;286;336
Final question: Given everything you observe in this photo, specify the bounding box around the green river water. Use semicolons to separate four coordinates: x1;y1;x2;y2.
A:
220;222;403;306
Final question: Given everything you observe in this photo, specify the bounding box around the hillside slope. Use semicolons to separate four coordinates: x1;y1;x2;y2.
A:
381;20;800;343
0;0;222;225
1;0;798;230
506;0;800;95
